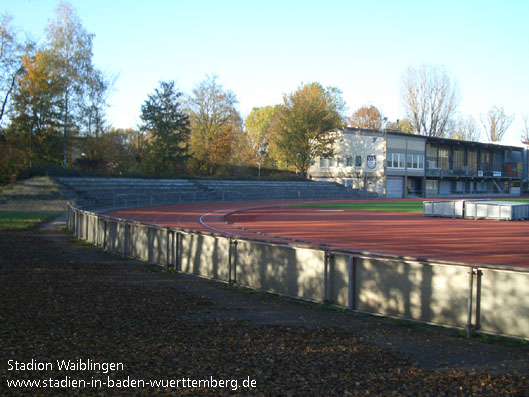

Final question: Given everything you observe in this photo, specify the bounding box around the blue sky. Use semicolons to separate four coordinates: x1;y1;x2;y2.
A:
3;0;529;144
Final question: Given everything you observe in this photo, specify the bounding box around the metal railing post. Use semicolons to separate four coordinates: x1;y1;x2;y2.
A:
348;255;356;310
475;269;483;330
122;221;127;259
466;268;475;337
166;229;172;267
228;237;233;287
103;219;107;251
232;240;238;284
176;232;181;271
324;251;332;303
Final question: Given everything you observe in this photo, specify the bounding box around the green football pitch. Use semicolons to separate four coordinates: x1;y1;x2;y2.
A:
290;198;529;213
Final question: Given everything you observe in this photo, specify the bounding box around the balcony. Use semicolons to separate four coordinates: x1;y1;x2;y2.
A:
426;164;522;178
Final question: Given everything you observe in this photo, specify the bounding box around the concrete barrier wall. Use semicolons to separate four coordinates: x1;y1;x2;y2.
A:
180;233;230;281
354;259;470;327
86;214;98;244
104;219;125;254
67;204;529;340
479;269;529;339
328;254;351;308
236;240;325;302
129;224;168;264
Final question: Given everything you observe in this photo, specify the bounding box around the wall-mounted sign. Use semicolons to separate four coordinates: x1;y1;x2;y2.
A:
493;171;502;177
367;155;376;169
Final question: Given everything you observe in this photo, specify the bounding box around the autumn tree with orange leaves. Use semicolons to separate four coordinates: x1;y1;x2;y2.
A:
347;105;384;130
8;50;63;166
186;75;243;175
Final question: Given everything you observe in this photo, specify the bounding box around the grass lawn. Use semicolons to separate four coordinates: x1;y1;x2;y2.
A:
290;201;425;213
291;198;529;213
0;211;59;230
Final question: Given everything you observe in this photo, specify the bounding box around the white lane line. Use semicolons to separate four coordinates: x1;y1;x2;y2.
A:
199;210;240;236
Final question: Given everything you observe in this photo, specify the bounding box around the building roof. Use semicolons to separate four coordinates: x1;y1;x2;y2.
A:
341;127;526;151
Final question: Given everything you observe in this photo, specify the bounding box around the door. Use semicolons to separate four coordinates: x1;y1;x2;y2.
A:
386;176;404;198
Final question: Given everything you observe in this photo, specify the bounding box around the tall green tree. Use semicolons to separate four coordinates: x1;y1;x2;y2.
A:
139;80;190;176
187;75;242;175
271;82;345;177
45;1;109;165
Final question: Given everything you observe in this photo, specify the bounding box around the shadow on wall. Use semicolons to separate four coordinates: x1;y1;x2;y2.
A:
355;258;470;328
181;234;230;281
236;241;326;302
480;270;529;338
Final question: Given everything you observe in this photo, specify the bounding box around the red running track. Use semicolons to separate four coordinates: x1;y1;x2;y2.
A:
105;201;529;268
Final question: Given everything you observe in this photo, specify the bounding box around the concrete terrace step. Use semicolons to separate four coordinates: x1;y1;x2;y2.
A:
54;177;371;209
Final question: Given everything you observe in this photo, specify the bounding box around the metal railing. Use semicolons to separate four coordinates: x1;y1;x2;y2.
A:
426;167;522;178
71;188;374;210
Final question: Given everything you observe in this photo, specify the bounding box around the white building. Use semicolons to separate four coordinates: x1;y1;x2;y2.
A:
308;128;526;198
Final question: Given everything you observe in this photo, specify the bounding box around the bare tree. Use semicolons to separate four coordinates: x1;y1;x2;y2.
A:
447;115;481;142
480;105;514;142
400;64;459;137
521;115;529;145
347;105;383;130
0;14;26;126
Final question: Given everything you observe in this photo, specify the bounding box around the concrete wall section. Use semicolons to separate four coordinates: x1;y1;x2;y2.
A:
86;213;98;244
129;224;168;264
479;269;529;338
236;241;325;302
180;233;230;281
355;258;470;327
328;254;352;308
103;219;125;254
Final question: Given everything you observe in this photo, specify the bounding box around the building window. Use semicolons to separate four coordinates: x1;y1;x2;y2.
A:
426;179;439;194
468;151;477;172
438;149;449;170
406;154;424;169
346;156;353;167
480;151;491;172
454;149;464;171
320;158;329;169
355;155;362;167
336;158;343;167
387;153;405;169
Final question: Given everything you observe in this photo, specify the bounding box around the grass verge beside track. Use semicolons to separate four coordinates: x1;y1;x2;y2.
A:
0;211;59;230
290;201;424;213
290;198;529;213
